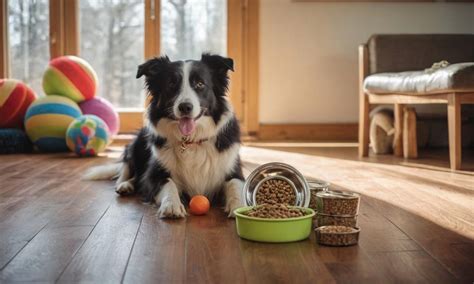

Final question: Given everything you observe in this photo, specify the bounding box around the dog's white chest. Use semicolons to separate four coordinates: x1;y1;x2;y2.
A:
156;142;239;197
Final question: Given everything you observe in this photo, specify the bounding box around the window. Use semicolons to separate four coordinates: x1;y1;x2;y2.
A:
0;0;258;133
8;0;49;95
161;0;227;60
79;0;145;108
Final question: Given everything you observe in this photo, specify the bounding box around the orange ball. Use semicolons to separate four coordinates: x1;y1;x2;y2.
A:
189;195;210;215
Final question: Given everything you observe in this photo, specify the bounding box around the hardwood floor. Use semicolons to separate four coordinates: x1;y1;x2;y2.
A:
0;144;472;283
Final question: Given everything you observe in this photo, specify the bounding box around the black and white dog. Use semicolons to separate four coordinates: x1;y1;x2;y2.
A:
85;54;245;218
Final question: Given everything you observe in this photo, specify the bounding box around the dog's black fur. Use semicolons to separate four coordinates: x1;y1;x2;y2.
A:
123;54;243;204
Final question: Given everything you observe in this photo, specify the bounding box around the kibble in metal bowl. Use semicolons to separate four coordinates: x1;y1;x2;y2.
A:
243;162;310;207
315;225;360;246
316;190;360;216
255;177;296;205
243;203;309;219
315;213;358;227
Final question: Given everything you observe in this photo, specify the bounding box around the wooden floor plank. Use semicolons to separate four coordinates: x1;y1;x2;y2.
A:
367;196;474;282
369;250;457;284
0;181;83;269
122;205;187;284
0;226;93;282
239;237;337;284
46;180;115;228
185;209;247;284
57;197;144;283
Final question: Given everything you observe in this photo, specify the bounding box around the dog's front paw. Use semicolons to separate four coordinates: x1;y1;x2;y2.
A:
157;200;187;219
116;181;135;195
225;197;244;218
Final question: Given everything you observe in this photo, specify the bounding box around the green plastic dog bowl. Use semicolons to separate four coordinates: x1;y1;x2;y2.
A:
234;206;315;243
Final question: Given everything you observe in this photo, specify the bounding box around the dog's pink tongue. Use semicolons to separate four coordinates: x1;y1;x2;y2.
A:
178;118;196;136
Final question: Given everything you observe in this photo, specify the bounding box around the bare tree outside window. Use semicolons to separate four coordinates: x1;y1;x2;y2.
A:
8;0;49;96
161;0;227;61
80;0;145;108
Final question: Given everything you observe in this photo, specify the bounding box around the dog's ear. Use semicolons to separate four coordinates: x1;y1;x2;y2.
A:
201;53;234;73
136;56;171;79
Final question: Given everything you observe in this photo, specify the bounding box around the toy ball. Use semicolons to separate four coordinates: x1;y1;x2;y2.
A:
189;195;210;215
79;97;119;136
43;55;98;103
66;115;110;156
24;95;82;152
0;79;37;128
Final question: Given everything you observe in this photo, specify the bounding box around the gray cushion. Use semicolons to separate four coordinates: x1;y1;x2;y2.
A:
368;34;474;74
364;62;474;95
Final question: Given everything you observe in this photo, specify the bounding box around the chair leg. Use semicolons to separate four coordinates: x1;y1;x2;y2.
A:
447;93;461;170
393;104;404;157
359;93;370;157
403;107;418;159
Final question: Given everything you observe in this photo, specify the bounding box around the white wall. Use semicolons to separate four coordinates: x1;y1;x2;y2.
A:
259;0;474;124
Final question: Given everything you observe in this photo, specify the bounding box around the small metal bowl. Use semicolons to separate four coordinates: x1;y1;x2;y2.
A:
315;213;358;228
308;178;330;211
243;162;310;207
307;179;330;192
316;190;361;216
315;226;360;246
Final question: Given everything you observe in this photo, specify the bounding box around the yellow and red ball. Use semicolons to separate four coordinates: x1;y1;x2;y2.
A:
0;79;37;128
42;55;98;103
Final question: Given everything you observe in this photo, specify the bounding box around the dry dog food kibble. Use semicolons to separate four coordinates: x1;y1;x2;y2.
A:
256;178;296;205
244;203;308;219
316;191;360;216
316;225;359;246
316;213;358;227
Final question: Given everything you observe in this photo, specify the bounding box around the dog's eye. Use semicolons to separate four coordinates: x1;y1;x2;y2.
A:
168;75;180;88
195;81;205;90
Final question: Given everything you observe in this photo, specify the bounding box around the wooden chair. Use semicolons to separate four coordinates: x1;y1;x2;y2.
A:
358;34;474;170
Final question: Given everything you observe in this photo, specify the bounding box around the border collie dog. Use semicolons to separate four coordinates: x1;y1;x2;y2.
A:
85;54;245;218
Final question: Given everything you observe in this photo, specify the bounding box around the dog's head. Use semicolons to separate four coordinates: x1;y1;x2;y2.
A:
137;54;234;137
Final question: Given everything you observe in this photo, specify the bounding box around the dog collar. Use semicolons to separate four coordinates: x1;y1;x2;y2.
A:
180;136;209;153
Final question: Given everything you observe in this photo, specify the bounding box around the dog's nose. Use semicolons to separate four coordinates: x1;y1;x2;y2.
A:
178;102;193;115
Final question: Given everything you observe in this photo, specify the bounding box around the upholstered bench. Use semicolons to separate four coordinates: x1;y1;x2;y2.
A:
358;34;474;170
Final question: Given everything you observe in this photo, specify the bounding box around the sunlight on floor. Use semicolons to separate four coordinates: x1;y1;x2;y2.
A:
244;142;358;148
241;146;474;240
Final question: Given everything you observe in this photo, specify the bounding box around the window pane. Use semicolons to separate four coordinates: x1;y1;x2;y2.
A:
161;0;227;61
8;0;49;95
80;0;145;108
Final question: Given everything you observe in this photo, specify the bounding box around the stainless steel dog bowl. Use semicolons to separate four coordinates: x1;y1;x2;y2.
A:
307;179;330;192
243;162;310;207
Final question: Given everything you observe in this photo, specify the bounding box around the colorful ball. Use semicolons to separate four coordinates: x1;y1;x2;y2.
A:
0;79;37;128
42;55;98;103
66;115;110;156
24;95;82;152
79;97;119;136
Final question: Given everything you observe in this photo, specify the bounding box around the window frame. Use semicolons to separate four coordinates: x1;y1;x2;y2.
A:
0;0;259;135
0;0;8;78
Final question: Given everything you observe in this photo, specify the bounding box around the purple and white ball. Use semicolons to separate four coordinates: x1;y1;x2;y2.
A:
79;97;119;136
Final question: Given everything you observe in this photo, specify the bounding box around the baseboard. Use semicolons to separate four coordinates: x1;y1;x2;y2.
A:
258;123;358;141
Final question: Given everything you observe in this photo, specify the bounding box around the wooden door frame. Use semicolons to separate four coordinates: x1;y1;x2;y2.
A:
228;0;259;135
0;0;9;78
49;0;79;58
